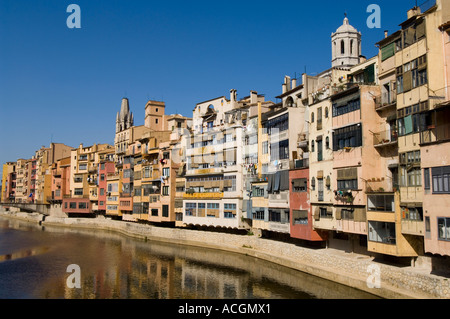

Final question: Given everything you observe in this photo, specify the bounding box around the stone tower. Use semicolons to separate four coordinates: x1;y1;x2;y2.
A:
116;98;134;133
145;100;166;131
331;15;362;68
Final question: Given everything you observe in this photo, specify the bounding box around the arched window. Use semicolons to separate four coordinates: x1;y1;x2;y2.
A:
341;40;345;55
350;40;354;55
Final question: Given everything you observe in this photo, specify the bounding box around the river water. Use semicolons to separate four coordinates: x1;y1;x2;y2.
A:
0;216;378;299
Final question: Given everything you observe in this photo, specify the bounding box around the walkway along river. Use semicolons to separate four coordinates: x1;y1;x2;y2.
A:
1;210;449;299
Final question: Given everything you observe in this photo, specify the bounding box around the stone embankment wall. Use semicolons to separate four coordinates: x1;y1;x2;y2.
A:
1;210;449;299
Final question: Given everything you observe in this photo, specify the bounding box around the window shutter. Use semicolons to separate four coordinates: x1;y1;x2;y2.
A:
403;70;412;92
381;43;395;61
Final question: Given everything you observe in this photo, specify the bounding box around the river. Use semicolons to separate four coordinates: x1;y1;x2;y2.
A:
0;216;379;299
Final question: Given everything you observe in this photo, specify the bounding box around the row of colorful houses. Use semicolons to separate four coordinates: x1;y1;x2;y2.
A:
1;1;450;268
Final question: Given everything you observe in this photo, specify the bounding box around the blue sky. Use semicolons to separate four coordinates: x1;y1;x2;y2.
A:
0;0;419;170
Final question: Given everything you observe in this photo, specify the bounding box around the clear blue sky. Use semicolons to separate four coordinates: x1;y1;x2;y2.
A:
0;0;419;170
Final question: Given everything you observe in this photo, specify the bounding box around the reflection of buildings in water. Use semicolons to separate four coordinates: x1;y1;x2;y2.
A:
181;261;246;299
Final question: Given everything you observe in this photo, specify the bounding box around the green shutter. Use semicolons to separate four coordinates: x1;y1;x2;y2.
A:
381;43;395;61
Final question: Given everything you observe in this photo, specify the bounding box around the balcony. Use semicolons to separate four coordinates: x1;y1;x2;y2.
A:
420;123;450;145
375;91;397;111
290;158;309;170
183;192;223;199
373;129;398;148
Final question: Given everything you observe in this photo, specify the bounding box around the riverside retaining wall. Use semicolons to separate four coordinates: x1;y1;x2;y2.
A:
1;210;449;299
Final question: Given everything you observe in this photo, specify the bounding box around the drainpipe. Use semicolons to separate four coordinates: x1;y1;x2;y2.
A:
442;29;449;100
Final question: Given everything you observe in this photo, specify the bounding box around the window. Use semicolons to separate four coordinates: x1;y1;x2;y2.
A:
317;139;323;162
398;55;427;93
207;203;219;209
69;202;77;209
432;166;450;194
318;178;324;201
401;207;423;221
269;210;281;222
311;112;314;123
262;141;268;155
162;167;170;177
292;179;307;192
341;209;354;220
337;167;358;190
162;205;169;217
438;218;450;241
332;97;360;117
368;221;396;244
79;164;87;170
151;209;158;216
252;186;265;197
253;210;265;220
293;210;308;225
143;166;151;178
270;139;289;160
74;188;83;196
162;186;169;196
311;140;315;152
100;188;104;196
224;203;236;219
185;203;196;216
341;40;345;55
325;107;329;118
267;113;288;134
320;207;332;219
78;202;88;209
332;124;362;151
368;195;394;212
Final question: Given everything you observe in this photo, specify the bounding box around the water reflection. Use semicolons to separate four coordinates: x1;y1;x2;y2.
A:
0;217;378;299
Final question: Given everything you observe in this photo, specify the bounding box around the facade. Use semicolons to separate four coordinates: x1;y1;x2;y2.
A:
63;143;114;216
183;90;269;229
419;4;450;257
1;162;16;203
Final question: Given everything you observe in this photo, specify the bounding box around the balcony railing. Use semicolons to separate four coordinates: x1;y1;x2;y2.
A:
375;91;397;110
290;158;309;169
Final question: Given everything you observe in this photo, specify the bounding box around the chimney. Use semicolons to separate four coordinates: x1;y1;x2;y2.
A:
359;55;367;63
384;30;389;38
230;89;236;103
285;76;291;91
250;91;258;104
407;7;421;19
292;78;297;89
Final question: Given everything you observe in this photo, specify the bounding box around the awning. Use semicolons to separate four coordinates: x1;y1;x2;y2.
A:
293;210;308;219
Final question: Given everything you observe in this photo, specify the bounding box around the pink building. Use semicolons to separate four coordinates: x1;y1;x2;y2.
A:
289;166;327;242
98;161;115;213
